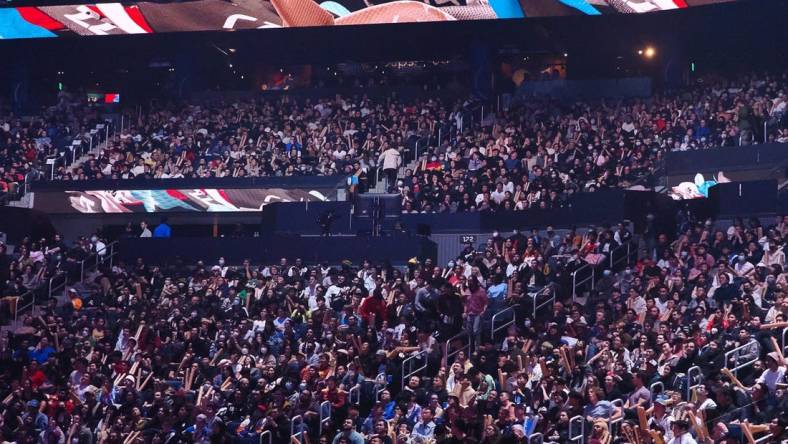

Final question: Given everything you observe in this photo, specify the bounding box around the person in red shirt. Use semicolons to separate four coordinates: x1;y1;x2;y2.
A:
358;289;387;328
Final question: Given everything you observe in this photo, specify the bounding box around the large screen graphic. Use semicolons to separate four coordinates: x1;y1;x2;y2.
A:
0;0;736;40
32;188;334;213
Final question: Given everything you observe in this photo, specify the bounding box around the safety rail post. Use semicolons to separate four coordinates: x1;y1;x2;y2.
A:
569;415;585;444
686;366;702;401
80;259;86;283
763;121;768;144
571;263;593;302
533;286;556;318
259;430;272;444
754;433;773;444
445;330;471;365
609;399;624;437
348;384;361;406
782;327;788;356
528;432;544;444
109;241;116;268
650;381;665;396
402;351;428;389
13;290;34;321
490;305;517;342
290;415;304;444
319;400;331;436
725;339;759;377
374;372;387;402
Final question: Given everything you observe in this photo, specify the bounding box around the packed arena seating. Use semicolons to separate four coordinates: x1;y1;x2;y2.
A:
0;100;106;203
0;232;106;326
0;212;786;443
396;72;788;213
22;72;784;197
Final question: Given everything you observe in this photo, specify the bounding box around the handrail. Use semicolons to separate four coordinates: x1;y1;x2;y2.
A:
609;399;624;437
401;351;428;390
491;304;518;342
725;339;760;377
290;415;304;444
13;289;35;322
532;286;556;318
686;366;702;401
754;433;774;444
319;400;331;436
445;330;471;365
528;432;544;444
13;270;67;321
782;327;788;356
571;262;594;302
374;372;387;402
609;242;633;270
80;241;119;282
348;384;361;406
650;381;664;396
259;430;272;444
569;415;585;444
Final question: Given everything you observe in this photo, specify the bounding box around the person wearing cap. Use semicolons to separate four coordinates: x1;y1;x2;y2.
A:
755;351;787;394
22;399;48;433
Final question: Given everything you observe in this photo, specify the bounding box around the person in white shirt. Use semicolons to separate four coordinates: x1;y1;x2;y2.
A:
668;419;697;444
140;221;152;238
490;182;507;205
756;352;787;394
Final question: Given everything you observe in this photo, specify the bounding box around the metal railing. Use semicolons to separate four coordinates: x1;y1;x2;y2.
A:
348;384;361;406
782;327;788;356
13;270;67;321
47;119;113;182
12;289;35;322
569;415;585;444
725;339;760;377
650;381;665;396
686;366;702;401
79;241;119;282
319;400;331;436
401;351;428;389
374;372;387;402
528;432;544;444
290;415;304;444
755;433;774;444
491;304;518;342
445;330;471;365
571;262;594;302
609;399;624;437
532;286;556;318
572;241;635;302
259;430;272;444
609;242;633;270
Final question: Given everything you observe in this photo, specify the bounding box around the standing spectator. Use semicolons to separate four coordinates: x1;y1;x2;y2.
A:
153;217;171;238
378;145;401;193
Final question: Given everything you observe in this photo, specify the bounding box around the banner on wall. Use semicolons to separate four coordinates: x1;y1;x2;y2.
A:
33;188;335;213
0;0;736;40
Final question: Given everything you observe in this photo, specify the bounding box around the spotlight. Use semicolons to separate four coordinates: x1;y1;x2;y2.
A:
644;47;655;58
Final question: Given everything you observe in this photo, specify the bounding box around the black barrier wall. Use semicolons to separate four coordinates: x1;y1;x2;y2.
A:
116;235;437;266
665;143;788;179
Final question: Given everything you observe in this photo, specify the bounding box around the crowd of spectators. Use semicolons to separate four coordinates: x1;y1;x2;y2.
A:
41;72;785;202
0;99;103;203
0;211;786;444
0;232;107;326
395;72;788;213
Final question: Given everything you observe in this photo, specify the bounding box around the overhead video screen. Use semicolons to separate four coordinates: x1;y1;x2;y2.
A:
33;188;335;213
0;0;735;40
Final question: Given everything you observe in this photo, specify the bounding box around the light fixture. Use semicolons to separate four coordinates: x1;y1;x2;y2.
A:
644;47;655;58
